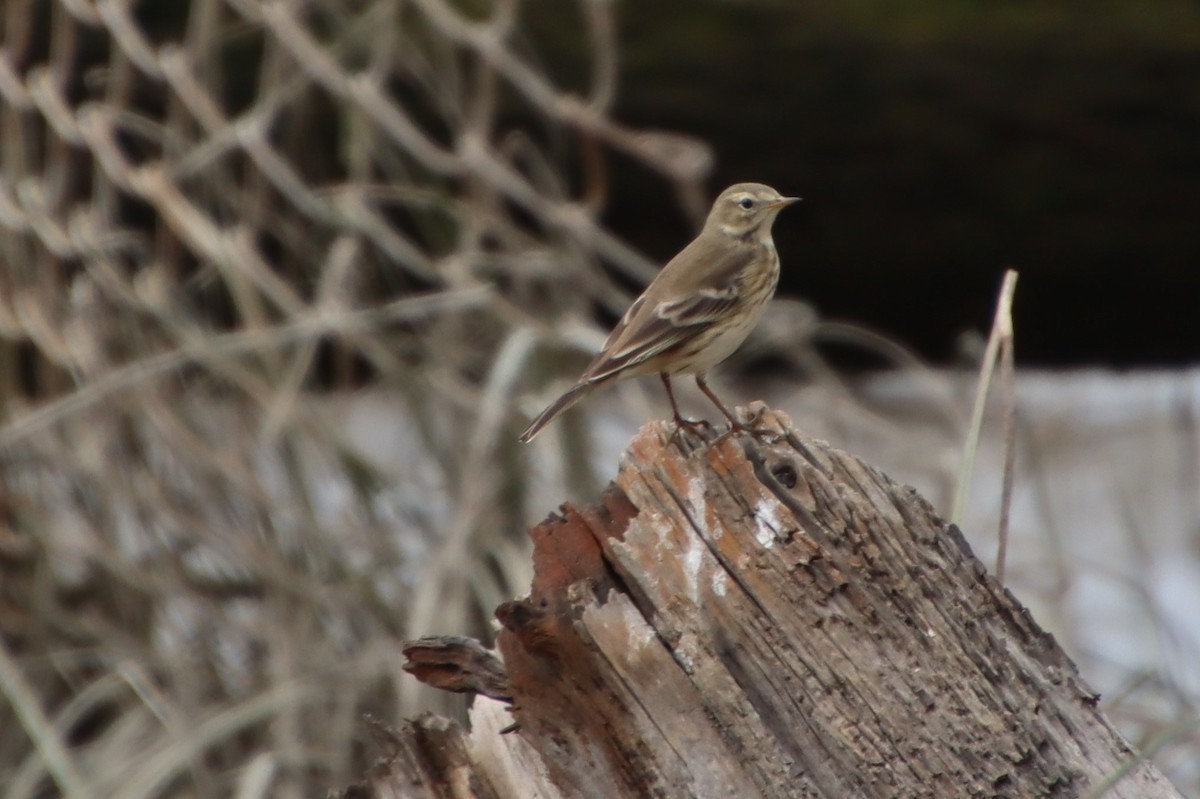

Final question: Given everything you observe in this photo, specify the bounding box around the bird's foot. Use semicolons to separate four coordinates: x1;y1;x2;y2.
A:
714;424;781;446
669;415;712;447
713;406;781;445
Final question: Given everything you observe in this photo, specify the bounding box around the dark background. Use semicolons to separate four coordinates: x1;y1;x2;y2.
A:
534;1;1200;367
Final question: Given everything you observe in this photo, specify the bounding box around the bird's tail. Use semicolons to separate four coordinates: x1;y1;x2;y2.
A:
518;382;592;443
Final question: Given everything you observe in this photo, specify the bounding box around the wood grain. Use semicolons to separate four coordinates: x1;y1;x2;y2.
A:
376;408;1183;798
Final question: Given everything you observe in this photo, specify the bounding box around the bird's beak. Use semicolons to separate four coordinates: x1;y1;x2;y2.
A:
767;196;802;208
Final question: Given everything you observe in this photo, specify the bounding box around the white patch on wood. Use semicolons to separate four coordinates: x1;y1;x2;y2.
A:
683;533;704;603
673;644;696;675
583;571;657;657
711;568;728;597
623;599;657;653
753;497;785;548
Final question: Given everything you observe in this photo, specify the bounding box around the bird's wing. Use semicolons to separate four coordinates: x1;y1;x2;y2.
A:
579;246;755;383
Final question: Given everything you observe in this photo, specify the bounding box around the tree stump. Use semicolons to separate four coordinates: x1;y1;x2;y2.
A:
347;407;1183;799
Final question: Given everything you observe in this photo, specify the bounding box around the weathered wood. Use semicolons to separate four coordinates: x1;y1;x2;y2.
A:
401;636;512;703
379;408;1183;798
335;713;503;799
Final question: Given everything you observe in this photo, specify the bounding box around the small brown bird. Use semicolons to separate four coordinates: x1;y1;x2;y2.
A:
519;182;799;443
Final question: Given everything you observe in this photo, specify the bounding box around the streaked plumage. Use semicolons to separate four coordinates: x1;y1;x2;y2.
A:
519;182;799;443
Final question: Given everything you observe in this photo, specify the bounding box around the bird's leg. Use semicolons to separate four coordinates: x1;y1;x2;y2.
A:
661;373;710;441
695;375;776;441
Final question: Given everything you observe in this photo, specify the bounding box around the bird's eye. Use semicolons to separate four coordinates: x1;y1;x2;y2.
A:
738;197;755;210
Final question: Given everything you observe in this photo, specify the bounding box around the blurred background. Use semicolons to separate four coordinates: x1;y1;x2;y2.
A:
0;1;1196;796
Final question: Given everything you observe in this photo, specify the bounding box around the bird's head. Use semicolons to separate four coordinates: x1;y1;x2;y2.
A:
706;182;800;240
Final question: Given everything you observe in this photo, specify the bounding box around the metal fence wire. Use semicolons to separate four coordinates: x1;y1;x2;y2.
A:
0;1;713;795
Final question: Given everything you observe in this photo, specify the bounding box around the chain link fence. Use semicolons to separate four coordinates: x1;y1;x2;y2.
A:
0;1;720;795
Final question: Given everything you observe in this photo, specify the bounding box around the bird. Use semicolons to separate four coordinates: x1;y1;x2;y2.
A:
519;182;800;444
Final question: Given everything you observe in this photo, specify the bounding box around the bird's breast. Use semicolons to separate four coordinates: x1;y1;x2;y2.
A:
737;243;781;302
667;243;780;375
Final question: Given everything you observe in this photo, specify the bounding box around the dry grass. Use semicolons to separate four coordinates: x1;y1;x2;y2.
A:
0;2;1195;797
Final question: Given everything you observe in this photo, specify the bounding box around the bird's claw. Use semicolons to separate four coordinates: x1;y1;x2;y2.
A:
713;409;781;445
669;416;712;447
714;425;781;445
